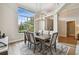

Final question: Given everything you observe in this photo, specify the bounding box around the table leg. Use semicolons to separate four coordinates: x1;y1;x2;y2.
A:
38;40;42;52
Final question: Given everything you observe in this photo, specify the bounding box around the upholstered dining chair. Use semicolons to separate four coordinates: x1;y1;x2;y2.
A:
43;32;58;54
29;32;40;53
24;31;31;48
24;32;27;44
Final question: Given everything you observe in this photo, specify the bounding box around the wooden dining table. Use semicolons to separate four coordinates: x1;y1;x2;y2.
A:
34;34;50;52
35;34;50;40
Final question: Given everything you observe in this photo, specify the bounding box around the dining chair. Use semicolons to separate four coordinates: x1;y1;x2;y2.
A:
45;31;51;42
48;30;50;36
29;32;40;53
24;31;31;48
24;32;27;45
43;32;58;54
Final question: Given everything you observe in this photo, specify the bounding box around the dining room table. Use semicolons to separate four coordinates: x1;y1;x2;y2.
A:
34;34;51;52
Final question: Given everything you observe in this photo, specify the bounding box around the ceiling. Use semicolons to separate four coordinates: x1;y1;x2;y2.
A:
18;3;79;18
59;4;79;18
17;7;34;17
20;3;61;14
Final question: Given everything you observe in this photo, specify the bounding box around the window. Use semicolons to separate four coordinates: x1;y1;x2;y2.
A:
18;16;34;33
17;7;34;33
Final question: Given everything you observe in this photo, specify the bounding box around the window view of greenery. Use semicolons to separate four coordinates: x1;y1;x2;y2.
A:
17;7;34;33
19;17;34;33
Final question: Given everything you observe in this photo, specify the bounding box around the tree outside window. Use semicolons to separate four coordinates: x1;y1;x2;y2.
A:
18;16;34;33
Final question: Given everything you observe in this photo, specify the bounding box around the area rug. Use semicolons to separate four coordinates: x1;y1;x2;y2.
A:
20;43;70;55
75;41;79;55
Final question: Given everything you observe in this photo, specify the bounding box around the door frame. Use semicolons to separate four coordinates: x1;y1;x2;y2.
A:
67;21;75;37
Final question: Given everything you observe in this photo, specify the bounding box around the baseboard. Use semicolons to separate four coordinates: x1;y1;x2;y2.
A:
9;39;24;44
59;35;67;37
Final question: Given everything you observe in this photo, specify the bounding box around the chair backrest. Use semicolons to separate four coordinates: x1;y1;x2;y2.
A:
50;32;58;45
48;30;50;36
24;32;27;41
29;32;35;43
24;31;30;41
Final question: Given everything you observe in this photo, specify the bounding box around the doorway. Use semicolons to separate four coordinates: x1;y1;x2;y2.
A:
67;21;75;37
58;20;76;45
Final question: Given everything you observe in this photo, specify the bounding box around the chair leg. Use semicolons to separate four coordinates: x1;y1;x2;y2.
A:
30;43;31;49
28;41;30;48
50;47;53;54
54;44;56;52
24;39;27;45
41;45;48;54
34;44;36;53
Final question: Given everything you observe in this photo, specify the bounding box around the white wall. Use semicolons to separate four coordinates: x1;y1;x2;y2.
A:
75;18;79;38
0;4;24;43
58;20;67;37
0;6;2;30
53;14;58;32
75;17;79;26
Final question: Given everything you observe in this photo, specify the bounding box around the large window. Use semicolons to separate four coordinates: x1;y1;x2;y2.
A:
17;7;34;33
18;16;34;33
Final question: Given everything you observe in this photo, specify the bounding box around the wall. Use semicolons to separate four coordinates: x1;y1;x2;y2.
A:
53;14;58;32
0;4;24;43
76;18;79;33
75;18;79;39
76;19;79;25
34;14;58;35
76;25;79;39
34;4;66;34
34;20;39;32
34;19;45;32
0;6;2;30
58;17;75;37
58;20;67;37
44;14;58;34
76;25;79;33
